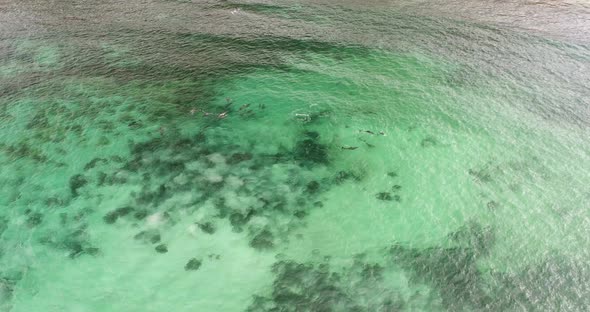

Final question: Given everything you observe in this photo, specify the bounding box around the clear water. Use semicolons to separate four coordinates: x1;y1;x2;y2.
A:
1;1;590;311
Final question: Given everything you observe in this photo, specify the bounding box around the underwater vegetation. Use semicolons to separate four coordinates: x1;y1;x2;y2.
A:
391;221;590;311
89;127;340;252
247;256;415;312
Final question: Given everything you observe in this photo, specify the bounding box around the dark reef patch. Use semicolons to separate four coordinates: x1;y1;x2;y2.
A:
389;221;590;311
305;180;320;194
391;244;485;310
69;174;88;197
155;244;168;254
376;192;392;201
185;258;202;271
420;137;437;148
197;222;216;234
249;229;275;250
134;230;161;244
248;256;408;312
294;138;328;166
84;157;108;170
103;206;134;224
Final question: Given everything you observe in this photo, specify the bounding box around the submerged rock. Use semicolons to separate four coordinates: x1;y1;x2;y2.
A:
421;137;437;147
103;206;134;224
155;244;168;253
249;229;274;250
227;152;253;165
26;212;43;227
376;192;392;201
294;139;328;165
304;131;320;139
69;174;88;197
248;256;406;312
387;171;398;178
197;222;216;234
134;230;161;244
305;181;320;193
83;157;108;170
185;258;202;271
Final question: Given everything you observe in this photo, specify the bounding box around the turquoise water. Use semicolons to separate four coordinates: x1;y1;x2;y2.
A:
1;1;590;311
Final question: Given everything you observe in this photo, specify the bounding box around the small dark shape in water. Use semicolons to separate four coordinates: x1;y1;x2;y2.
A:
150;233;162;244
360;130;375;135
250;229;274;250
294;139;328;165
155;244;168;254
26;212;43;227
195;132;206;143
341;146;358;150
69;174;88;197
294;210;307;219
487;201;499;210
67;242;84;258
84;158;108;170
360;263;384;281
376;192;393;201
133;209;149;220
59;213;68;225
304;131;320;139
97;172;107;186
358;138;375;148
103;206;134;224
229;209;255;231
306;180;320;193
128;121;142;129
468;169;492;183
134;230;161;244
392;185;402;191
313;201;324;208
239;104;251;111
45;197;65;206
84;247;100;256
334;170;353;184
110;155;124;163
198;222;216;234
421;137;437;148
227;152;253;164
70;124;83;135
393;195;401;202
185;258;202;271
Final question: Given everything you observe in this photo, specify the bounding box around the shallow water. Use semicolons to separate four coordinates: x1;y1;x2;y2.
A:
1;0;590;311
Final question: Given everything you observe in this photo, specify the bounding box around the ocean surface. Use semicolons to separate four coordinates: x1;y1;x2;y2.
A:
1;0;590;311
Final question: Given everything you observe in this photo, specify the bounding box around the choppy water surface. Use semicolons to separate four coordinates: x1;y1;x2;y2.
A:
1;0;590;311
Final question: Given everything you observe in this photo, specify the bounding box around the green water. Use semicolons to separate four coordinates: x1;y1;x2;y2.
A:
1;1;590;311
